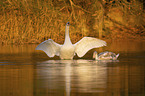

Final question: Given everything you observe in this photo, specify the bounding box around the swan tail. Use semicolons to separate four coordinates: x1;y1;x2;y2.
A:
116;53;120;59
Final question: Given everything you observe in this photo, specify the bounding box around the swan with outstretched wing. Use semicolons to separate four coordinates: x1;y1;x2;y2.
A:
36;22;107;59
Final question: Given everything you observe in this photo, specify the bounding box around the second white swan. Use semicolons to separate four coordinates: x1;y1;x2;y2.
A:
36;22;107;59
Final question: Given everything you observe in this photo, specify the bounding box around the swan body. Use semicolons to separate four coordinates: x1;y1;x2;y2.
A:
93;51;119;60
36;22;107;59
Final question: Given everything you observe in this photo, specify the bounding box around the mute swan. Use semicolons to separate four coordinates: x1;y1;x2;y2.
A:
36;22;106;59
93;51;119;60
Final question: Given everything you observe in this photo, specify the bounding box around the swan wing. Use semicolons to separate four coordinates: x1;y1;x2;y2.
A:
99;51;109;57
36;39;61;57
74;37;107;57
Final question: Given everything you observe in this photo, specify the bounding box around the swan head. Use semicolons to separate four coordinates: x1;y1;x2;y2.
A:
66;22;70;26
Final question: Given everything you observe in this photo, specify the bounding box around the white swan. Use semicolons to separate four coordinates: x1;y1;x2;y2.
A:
93;51;119;60
36;22;107;59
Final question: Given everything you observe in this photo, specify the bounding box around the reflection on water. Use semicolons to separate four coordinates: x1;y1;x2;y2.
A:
0;64;33;96
35;60;107;95
0;41;144;96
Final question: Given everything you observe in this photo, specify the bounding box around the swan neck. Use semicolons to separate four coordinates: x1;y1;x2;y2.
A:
95;52;99;60
64;25;72;44
93;52;98;60
96;54;99;60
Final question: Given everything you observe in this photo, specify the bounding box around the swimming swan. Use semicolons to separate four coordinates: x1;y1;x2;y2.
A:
93;51;119;60
36;22;107;59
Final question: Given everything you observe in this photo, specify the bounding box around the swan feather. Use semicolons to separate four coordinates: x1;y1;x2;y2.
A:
36;39;61;57
74;37;106;57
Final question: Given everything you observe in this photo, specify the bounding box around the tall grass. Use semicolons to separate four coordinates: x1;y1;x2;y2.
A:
0;0;145;44
0;0;65;44
0;0;92;44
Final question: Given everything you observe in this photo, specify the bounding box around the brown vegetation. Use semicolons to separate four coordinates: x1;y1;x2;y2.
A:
0;0;145;44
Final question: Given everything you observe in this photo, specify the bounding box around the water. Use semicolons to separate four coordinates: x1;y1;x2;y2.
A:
0;40;145;96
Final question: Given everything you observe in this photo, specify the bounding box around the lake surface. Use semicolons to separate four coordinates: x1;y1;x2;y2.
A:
0;40;145;96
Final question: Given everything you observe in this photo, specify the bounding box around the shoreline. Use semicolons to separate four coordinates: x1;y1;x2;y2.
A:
1;37;145;45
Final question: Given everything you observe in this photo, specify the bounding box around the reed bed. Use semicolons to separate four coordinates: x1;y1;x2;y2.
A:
0;0;145;44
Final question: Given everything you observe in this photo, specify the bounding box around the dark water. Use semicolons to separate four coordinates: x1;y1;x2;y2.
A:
0;41;145;96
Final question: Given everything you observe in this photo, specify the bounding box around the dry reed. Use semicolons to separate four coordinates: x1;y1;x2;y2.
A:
0;0;145;44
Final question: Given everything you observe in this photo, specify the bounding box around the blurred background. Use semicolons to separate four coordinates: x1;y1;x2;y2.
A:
0;0;145;44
